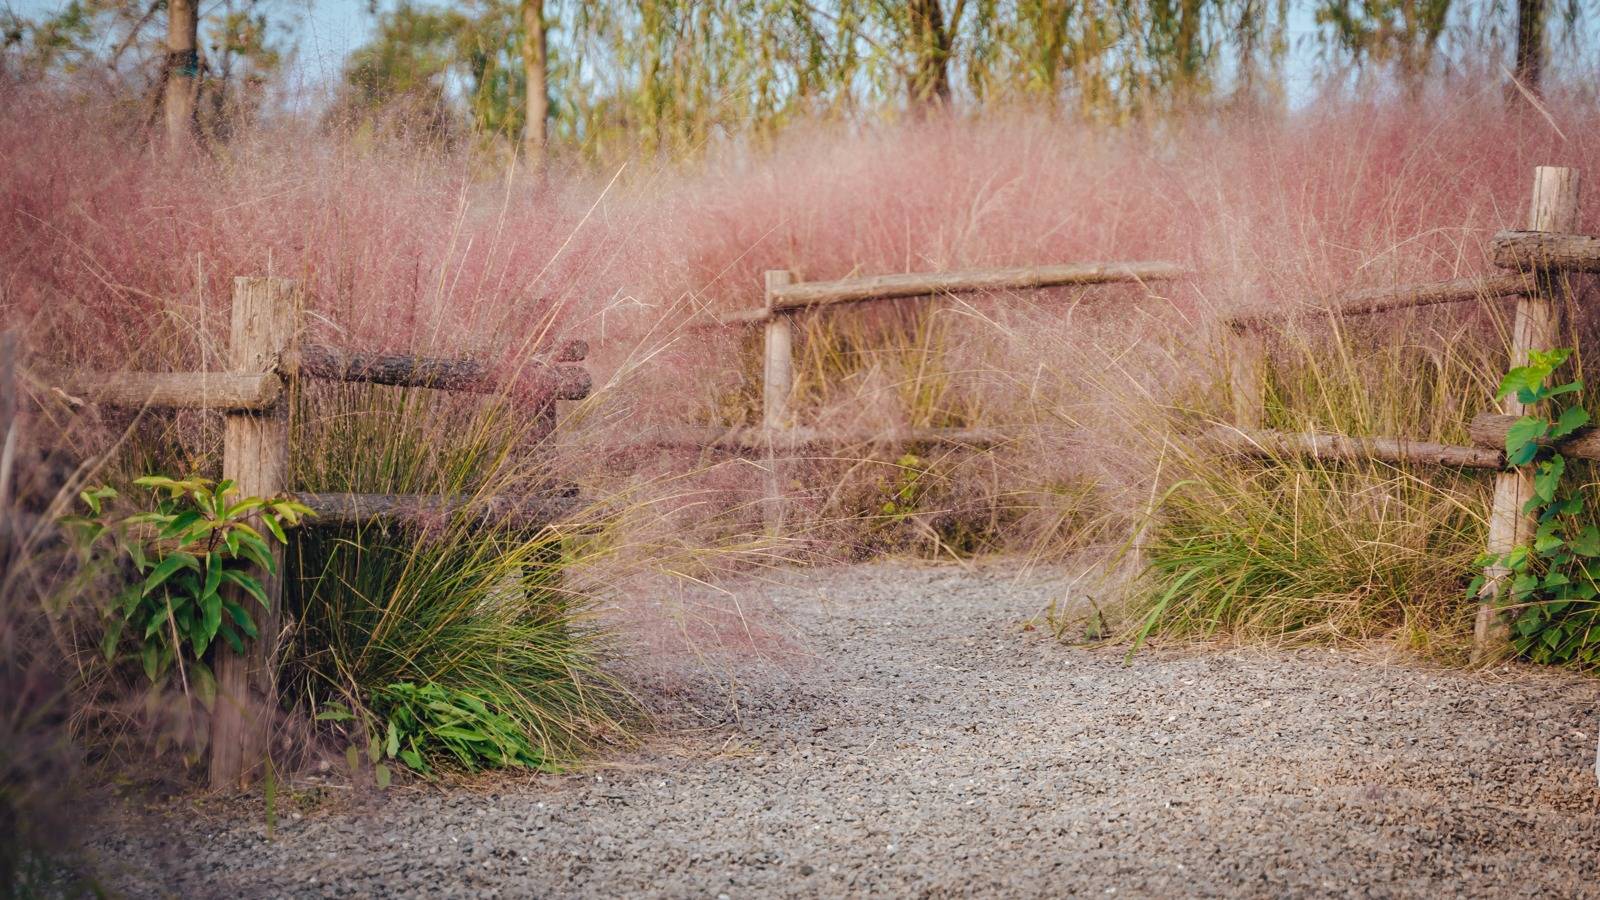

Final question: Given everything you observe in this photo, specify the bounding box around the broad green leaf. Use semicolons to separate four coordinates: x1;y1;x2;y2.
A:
375;763;391;789
1512;573;1540;598
1570;527;1600;557
141;642;159;681
261;513;288;545
142;552;199;597
316;705;354;722
224;498;266;520
1550;405;1591;439
1533;455;1565;504
145;607;168;640
200;590;223;645
203;553;223;600
101;617;124;661
219;622;245;654
1505;416;1548;462
191;660;217;711
223;599;258;638
220;569;270;609
386;719;399;758
159;509;204;542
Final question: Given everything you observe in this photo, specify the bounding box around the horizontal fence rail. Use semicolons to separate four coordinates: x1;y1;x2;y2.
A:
768;261;1186;310
1205;426;1504;469
1469;413;1600;462
1226;273;1536;331
686;260;1185;328
291;490;579;528
1492;230;1600;272
638;424;1020;452
295;342;592;402
51;371;283;410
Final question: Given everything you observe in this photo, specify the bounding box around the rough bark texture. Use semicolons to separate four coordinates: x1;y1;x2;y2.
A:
163;0;200;151
1514;0;1546;97
1491;230;1600;274
1470;413;1600;462
1205;426;1503;469
210;277;295;790
53;371;282;410
908;0;952;113
768;261;1185;310
521;0;548;165
293;343;591;402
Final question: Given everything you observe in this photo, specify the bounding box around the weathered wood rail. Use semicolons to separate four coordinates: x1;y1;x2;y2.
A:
678;259;1184;527
31;277;589;790
1212;165;1596;663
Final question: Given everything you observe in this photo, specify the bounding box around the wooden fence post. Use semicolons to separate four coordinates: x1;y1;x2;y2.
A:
1475;166;1581;664
762;270;794;531
210;276;295;789
1226;322;1265;429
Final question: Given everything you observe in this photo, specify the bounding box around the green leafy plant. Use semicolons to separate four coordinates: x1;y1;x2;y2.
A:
318;681;553;784
1468;348;1600;665
879;452;928;520
63;475;312;694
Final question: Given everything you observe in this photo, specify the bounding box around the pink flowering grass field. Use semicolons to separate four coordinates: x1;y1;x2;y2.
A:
5;79;1600;816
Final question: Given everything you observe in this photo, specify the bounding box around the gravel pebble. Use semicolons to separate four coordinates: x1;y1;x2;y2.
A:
97;561;1600;897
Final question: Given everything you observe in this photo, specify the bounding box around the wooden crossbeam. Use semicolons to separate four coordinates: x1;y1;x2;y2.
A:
292;490;579;529
769;261;1186;310
54;371;282;410
1469;412;1600;462
684;261;1185;328
638;424;1018;452
1227;273;1535;330
1492;229;1600;273
293;343;592;402
1205;425;1503;469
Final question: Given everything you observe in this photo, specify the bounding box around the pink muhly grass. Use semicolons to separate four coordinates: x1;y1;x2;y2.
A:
6;75;1600;658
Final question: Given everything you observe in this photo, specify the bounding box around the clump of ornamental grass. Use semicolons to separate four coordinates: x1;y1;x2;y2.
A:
1118;285;1599;659
281;371;638;769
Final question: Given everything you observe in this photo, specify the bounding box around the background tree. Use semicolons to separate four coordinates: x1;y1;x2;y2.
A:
164;0;200;149
522;0;548;164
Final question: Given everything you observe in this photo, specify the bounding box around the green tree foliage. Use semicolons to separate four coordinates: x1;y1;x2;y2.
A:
1;0;286;136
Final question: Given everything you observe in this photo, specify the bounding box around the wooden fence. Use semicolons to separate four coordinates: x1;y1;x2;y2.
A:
31;276;590;789
672;260;1185;528
6;170;1589;787
1213;165;1593;663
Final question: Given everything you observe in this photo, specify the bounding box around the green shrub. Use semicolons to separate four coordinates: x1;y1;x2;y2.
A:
284;382;631;767
62;476;309;696
1470;348;1600;667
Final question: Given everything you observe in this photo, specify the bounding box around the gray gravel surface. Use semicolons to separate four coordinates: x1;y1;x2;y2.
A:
99;561;1600;898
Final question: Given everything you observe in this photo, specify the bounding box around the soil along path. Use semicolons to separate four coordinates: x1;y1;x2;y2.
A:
104;563;1600;897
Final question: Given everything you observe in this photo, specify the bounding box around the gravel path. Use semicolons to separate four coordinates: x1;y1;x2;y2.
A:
102;562;1600;897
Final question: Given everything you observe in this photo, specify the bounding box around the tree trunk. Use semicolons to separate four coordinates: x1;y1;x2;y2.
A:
1514;0;1545;98
163;0;200;151
521;0;549;166
907;0;951;114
